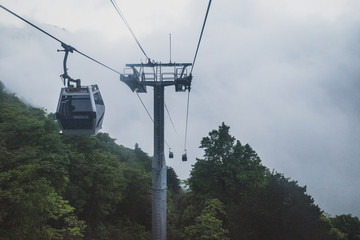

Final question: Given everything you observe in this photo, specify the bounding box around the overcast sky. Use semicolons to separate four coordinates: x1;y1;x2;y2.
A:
1;0;360;217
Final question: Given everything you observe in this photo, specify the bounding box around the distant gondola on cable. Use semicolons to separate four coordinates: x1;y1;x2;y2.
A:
169;148;174;159
56;43;105;136
182;150;187;162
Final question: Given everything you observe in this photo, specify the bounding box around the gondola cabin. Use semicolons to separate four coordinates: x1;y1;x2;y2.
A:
56;84;105;136
182;153;187;162
169;150;174;159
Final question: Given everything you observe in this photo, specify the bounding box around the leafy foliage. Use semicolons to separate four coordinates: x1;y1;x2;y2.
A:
0;83;358;239
176;123;339;240
184;198;229;240
0;84;152;239
330;214;360;240
188;122;268;202
0;85;84;239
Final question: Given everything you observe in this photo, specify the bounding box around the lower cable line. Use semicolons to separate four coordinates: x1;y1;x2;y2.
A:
135;91;171;149
165;102;178;135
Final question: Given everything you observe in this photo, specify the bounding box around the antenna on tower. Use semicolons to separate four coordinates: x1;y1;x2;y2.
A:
169;33;172;63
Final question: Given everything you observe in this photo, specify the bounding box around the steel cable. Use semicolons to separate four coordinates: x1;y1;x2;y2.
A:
109;0;150;61
0;5;122;75
190;0;212;74
165;102;178;135
184;0;212;152
136;91;171;149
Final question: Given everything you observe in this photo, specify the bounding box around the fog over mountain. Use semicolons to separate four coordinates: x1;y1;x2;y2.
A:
1;0;360;216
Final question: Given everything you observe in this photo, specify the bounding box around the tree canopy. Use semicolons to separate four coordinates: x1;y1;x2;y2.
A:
0;84;154;239
1;83;359;239
175;122;358;240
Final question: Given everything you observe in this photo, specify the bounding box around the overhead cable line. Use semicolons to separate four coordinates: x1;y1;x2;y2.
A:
108;1;177;150
165;102;178;135
184;0;212;151
74;49;121;75
184;91;190;150
0;4;121;75
109;0;150;61
190;0;212;74
136;91;154;122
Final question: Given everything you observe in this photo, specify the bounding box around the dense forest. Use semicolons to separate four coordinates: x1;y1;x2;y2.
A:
1;81;360;240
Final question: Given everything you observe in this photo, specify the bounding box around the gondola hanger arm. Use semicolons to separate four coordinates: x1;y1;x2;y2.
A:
57;43;81;88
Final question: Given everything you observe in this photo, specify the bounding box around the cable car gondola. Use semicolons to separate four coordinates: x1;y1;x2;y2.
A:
56;43;105;136
169;148;174;159
56;84;105;135
182;150;187;162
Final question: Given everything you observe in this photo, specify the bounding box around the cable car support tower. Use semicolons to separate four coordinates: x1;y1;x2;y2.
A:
120;62;192;240
115;0;212;238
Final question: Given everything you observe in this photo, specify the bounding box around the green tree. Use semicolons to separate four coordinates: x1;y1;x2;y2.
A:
0;86;84;239
228;172;331;240
184;198;229;240
134;143;152;171
0;85;159;239
0;81;4;101
167;166;181;195
0;172;85;240
188;122;267;201
63;137;124;239
331;214;360;240
184;123;334;240
63;135;152;239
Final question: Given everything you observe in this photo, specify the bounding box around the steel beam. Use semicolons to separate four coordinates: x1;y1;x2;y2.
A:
152;84;167;240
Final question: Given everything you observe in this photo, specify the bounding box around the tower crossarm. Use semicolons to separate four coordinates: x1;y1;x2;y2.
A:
120;62;192;92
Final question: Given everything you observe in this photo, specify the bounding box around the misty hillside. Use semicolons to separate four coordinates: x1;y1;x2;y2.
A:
1;81;359;240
